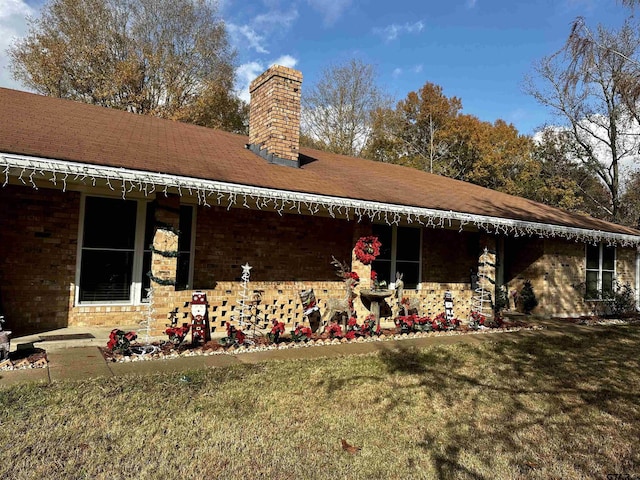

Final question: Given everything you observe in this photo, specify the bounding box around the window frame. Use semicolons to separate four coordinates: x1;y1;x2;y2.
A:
75;194;195;306
371;224;422;289
585;243;616;301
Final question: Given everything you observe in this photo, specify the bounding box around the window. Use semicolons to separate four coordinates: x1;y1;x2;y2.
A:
78;196;194;305
79;197;138;303
586;244;615;299
371;225;421;288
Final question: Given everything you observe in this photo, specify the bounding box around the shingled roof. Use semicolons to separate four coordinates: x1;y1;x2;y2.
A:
1;86;639;241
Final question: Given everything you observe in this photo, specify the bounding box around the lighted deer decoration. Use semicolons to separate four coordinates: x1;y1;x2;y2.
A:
319;256;358;334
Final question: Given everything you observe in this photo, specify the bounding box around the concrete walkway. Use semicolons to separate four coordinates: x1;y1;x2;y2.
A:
0;319;613;388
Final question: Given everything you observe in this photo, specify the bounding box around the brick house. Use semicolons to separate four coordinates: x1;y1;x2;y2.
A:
1;65;639;336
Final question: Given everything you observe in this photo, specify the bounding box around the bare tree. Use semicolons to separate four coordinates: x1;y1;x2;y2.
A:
301;59;389;157
9;0;247;132
525;20;640;221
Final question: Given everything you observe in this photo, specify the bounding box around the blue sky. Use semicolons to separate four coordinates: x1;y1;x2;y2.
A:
0;0;633;135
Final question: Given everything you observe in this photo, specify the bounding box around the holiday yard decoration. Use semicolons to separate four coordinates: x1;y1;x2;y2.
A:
299;289;321;332
267;319;286;343
354;236;381;265
470;247;493;325
107;329;137;355
290;324;313;342
219;322;246;347
468;310;486;330
370;270;387;290
190;291;210;345
165;323;190;345
326;322;344;339
232;263;253;328
323;257;359;331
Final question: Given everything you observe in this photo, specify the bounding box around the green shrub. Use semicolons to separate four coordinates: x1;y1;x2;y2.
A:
519;280;538;314
494;286;509;315
604;281;637;317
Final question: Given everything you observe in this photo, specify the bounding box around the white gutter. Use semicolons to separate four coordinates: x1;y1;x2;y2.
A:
2;153;639;247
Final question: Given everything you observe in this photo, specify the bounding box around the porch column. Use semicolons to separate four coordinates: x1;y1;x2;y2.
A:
149;195;181;332
477;234;497;316
351;222;373;322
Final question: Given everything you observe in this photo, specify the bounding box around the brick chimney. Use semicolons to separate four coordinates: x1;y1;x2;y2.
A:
248;65;303;168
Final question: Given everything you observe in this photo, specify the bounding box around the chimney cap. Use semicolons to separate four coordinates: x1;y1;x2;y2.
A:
249;65;303;94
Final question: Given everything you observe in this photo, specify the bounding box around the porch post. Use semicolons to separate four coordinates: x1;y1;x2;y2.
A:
149;195;181;332
478;234;497;314
351;222;373;323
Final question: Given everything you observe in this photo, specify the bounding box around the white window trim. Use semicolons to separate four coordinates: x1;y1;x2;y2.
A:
75;194;144;306
131;200;148;302
585;243;616;301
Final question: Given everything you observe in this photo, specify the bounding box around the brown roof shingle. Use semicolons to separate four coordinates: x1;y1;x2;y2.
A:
1;87;638;237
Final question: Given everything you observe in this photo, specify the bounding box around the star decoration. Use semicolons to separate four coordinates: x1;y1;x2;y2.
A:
241;263;252;276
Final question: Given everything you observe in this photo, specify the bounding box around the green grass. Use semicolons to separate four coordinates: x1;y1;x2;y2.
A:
2;326;640;479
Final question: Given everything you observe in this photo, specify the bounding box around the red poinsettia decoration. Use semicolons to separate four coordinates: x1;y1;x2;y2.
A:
291;324;313;342
326;322;343;338
270;320;286;335
344;271;360;284
107;329;137;354
354;236;381;265
165;323;190;345
224;323;246;345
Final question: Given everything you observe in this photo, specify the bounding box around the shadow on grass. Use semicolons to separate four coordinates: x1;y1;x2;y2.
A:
316;374;384;395
378;345;433;375
375;325;640;479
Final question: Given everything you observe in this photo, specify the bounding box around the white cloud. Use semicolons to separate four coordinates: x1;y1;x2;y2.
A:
306;0;352;26
374;20;425;42
0;0;37;90
466;0;477;8
254;7;299;29
413;64;423;74
392;67;403;79
227;4;298;58
227;23;269;54
270;54;297;69
235;55;299;103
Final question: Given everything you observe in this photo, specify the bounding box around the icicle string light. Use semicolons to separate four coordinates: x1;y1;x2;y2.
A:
2;153;639;247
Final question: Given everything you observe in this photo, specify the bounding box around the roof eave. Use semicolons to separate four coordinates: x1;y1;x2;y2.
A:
2;152;639;247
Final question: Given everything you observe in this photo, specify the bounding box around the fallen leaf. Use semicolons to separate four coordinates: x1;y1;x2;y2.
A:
341;439;361;454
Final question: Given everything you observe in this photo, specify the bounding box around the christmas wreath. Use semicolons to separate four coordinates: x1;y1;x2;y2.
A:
354;236;381;265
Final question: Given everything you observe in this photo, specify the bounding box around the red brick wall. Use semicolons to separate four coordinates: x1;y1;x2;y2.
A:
423;229;480;283
193;206;354;285
0;185;79;334
4;184;636;333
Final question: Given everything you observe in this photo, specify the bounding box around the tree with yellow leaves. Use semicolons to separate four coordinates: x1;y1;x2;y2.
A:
9;0;247;133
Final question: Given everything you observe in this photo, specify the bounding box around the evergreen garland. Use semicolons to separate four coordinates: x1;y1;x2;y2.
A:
146;271;176;286
149;244;180;258
155;222;181;236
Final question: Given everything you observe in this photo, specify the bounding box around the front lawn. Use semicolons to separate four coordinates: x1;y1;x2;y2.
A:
1;326;639;479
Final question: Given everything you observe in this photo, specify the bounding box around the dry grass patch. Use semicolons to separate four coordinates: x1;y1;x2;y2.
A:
2;326;640;479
